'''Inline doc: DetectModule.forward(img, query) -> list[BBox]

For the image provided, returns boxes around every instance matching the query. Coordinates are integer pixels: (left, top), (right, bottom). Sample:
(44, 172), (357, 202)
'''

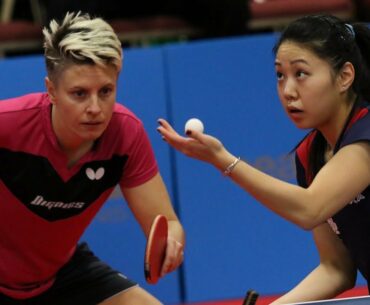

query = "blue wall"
(163, 34), (311, 302)
(0, 32), (365, 304)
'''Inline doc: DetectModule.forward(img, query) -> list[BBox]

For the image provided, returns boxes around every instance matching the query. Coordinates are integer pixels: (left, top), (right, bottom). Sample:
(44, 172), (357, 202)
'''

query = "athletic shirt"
(0, 93), (158, 299)
(295, 105), (370, 288)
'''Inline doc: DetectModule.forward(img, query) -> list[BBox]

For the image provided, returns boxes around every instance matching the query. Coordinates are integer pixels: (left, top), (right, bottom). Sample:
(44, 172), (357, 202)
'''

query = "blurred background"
(0, 1), (369, 305)
(1, 0), (369, 56)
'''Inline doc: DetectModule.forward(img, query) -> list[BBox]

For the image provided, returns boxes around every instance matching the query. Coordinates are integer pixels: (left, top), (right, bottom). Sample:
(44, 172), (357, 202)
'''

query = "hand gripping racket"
(144, 214), (168, 284)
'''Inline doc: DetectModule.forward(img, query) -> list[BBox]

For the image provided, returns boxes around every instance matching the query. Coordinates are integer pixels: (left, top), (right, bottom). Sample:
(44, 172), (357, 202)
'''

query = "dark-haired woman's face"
(275, 42), (344, 131)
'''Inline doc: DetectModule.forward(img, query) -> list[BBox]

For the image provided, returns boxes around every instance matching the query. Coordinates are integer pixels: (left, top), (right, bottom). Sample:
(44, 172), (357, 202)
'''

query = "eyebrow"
(275, 58), (309, 66)
(69, 81), (115, 89)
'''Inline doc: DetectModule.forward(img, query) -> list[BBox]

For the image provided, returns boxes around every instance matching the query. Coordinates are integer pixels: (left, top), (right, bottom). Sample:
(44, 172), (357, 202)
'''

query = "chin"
(82, 131), (104, 141)
(292, 121), (313, 130)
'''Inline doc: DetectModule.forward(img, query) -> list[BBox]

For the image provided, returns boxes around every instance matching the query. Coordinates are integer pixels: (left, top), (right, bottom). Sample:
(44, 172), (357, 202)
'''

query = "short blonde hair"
(43, 12), (122, 79)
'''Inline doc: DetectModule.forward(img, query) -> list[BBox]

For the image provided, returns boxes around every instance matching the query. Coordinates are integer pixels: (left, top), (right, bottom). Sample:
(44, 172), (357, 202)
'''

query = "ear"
(337, 61), (355, 93)
(45, 77), (56, 103)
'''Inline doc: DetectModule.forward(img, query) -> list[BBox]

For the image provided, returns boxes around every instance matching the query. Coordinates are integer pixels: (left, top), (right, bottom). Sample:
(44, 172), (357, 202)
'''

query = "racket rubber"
(144, 215), (168, 284)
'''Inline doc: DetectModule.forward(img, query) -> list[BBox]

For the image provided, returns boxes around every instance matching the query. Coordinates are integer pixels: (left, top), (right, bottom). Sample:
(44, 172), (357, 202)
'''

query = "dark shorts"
(0, 242), (137, 305)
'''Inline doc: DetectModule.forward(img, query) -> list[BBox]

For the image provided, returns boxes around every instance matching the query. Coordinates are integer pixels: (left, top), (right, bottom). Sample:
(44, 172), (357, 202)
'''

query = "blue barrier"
(163, 34), (314, 302)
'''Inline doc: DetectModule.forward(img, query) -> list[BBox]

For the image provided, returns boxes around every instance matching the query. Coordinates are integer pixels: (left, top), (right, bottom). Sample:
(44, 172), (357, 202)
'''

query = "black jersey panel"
(0, 149), (128, 221)
(295, 153), (307, 188)
(331, 187), (370, 281)
(339, 109), (370, 150)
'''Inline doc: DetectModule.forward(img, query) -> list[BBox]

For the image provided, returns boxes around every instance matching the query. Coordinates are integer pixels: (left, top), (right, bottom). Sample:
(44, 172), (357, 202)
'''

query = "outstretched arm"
(157, 119), (370, 229)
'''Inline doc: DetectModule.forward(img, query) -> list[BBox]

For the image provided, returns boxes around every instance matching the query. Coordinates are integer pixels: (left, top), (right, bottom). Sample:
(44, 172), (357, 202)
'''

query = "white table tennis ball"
(184, 118), (204, 134)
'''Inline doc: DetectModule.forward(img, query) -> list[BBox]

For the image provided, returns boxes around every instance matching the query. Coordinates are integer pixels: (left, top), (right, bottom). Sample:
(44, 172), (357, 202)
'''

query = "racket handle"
(242, 290), (259, 305)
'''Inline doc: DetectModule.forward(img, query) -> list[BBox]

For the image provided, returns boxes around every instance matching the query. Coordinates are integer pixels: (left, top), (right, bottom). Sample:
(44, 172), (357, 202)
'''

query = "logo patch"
(327, 218), (340, 235)
(86, 167), (105, 180)
(349, 193), (365, 205)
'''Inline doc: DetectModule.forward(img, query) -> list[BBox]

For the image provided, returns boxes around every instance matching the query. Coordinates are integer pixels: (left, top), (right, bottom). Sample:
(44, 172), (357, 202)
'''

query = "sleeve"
(119, 120), (159, 188)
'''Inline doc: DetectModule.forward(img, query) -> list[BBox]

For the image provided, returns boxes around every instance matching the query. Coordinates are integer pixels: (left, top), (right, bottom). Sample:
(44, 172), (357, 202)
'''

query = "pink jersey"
(0, 93), (158, 299)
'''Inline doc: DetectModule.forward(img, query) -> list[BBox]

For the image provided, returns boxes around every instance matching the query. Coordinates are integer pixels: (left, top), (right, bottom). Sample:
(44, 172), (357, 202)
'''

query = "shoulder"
(101, 103), (149, 149)
(0, 93), (48, 114)
(340, 105), (370, 149)
(111, 103), (143, 128)
(0, 93), (50, 142)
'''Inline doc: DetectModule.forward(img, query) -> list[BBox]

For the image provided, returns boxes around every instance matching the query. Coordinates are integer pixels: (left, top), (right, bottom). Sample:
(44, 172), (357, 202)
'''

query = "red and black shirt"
(0, 93), (158, 299)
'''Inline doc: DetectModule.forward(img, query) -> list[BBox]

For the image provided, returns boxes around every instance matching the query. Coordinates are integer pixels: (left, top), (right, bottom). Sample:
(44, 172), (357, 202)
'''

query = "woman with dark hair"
(157, 14), (370, 303)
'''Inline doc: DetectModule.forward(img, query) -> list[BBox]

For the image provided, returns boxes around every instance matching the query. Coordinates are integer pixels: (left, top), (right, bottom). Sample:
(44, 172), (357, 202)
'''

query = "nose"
(281, 78), (298, 101)
(86, 96), (102, 114)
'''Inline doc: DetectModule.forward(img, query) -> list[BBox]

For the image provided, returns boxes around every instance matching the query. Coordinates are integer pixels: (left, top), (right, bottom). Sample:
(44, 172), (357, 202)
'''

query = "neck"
(51, 106), (94, 167)
(64, 142), (94, 168)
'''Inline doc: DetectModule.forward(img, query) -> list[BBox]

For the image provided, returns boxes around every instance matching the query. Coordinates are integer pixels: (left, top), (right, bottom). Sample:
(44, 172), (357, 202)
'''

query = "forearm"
(212, 150), (316, 229)
(271, 264), (355, 304)
(212, 144), (370, 229)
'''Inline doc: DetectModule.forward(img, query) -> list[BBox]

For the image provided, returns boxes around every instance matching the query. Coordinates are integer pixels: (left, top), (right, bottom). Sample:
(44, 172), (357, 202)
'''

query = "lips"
(289, 109), (303, 113)
(287, 105), (303, 113)
(82, 121), (102, 125)
(286, 106), (304, 121)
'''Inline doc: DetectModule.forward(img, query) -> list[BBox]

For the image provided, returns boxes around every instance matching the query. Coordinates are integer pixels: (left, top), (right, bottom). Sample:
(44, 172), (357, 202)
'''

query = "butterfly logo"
(86, 167), (105, 180)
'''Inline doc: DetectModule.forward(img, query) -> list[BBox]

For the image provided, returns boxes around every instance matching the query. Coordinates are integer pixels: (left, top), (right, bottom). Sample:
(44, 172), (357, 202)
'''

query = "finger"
(157, 118), (176, 133)
(169, 240), (184, 272)
(160, 238), (184, 276)
(161, 250), (184, 276)
(157, 123), (182, 142)
(160, 257), (171, 277)
(160, 251), (176, 277)
(158, 127), (192, 151)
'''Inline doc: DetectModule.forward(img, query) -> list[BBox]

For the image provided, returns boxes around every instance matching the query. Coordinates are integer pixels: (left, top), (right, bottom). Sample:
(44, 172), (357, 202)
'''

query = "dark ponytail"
(352, 23), (370, 102)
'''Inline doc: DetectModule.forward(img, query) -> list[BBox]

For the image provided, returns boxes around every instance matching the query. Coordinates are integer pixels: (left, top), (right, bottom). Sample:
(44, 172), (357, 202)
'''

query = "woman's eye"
(100, 87), (112, 96)
(276, 72), (283, 80)
(296, 71), (307, 78)
(73, 90), (86, 98)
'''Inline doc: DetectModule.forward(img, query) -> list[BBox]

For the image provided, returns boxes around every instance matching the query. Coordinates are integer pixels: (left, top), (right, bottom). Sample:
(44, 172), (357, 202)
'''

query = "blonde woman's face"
(46, 63), (119, 149)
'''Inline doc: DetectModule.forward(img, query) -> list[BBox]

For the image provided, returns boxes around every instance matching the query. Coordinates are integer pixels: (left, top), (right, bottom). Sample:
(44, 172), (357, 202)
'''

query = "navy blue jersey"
(295, 105), (370, 286)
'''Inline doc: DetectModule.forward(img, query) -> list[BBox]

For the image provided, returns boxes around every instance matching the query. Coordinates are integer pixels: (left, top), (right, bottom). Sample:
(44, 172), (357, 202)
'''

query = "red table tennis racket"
(144, 214), (168, 284)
